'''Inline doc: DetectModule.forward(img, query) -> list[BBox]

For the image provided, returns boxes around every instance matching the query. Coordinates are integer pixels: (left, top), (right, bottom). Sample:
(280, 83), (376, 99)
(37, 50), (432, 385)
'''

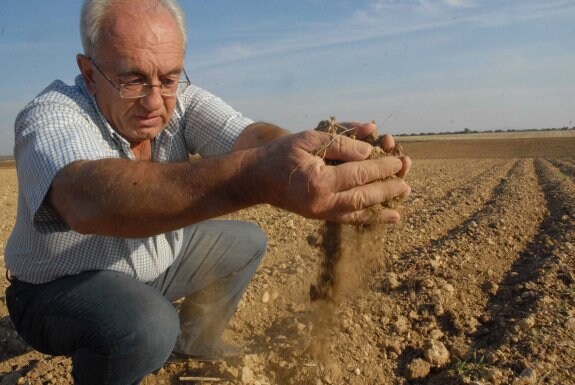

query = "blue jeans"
(6, 220), (266, 385)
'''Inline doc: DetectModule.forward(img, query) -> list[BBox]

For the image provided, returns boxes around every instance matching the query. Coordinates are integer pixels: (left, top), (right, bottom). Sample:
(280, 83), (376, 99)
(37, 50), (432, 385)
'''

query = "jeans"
(6, 220), (266, 385)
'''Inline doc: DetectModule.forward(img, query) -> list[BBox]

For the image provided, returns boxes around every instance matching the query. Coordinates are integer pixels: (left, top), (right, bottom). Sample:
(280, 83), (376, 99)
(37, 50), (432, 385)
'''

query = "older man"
(5, 0), (411, 384)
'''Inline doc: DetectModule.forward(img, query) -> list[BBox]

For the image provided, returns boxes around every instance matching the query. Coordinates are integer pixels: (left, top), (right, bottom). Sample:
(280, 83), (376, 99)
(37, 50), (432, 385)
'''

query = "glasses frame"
(88, 57), (190, 99)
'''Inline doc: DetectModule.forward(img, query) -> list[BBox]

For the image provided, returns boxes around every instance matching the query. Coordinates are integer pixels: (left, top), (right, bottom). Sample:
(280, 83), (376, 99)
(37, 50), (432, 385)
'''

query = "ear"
(77, 54), (97, 95)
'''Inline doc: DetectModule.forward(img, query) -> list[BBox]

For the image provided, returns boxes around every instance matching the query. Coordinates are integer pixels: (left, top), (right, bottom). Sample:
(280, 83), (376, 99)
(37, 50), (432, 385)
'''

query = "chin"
(130, 126), (165, 141)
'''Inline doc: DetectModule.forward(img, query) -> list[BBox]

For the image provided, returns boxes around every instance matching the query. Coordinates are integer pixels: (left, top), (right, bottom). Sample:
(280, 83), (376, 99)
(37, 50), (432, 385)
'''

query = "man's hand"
(237, 125), (411, 225)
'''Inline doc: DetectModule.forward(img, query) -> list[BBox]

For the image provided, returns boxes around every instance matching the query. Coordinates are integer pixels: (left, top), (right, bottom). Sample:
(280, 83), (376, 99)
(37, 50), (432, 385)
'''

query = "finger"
(314, 176), (409, 219)
(315, 132), (373, 162)
(327, 157), (404, 192)
(337, 177), (411, 211)
(397, 156), (412, 179)
(295, 131), (372, 161)
(380, 134), (395, 153)
(339, 121), (378, 139)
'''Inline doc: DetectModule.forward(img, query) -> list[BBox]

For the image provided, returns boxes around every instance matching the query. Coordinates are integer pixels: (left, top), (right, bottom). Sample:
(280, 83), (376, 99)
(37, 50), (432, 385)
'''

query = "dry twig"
(179, 376), (224, 382)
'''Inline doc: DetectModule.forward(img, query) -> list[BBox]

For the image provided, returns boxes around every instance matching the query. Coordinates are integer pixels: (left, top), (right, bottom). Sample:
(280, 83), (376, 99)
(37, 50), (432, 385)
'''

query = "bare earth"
(1, 133), (574, 385)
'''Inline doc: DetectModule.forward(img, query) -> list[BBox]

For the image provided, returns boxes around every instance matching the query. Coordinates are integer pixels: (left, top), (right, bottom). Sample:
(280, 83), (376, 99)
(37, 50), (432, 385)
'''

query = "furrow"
(382, 159), (515, 256)
(458, 158), (575, 384)
(362, 159), (548, 384)
(407, 159), (497, 203)
(546, 157), (575, 180)
(561, 157), (575, 167)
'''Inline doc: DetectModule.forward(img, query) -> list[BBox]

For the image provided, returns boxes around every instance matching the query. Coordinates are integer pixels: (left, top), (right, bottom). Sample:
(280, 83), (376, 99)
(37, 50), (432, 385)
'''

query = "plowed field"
(1, 133), (574, 385)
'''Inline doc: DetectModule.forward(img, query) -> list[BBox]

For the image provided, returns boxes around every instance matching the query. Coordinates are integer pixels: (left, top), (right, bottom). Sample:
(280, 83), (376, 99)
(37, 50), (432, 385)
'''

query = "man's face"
(80, 4), (185, 144)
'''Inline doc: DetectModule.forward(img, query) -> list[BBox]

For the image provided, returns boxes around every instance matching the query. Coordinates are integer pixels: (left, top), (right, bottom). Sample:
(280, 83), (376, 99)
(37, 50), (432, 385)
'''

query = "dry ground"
(1, 133), (574, 385)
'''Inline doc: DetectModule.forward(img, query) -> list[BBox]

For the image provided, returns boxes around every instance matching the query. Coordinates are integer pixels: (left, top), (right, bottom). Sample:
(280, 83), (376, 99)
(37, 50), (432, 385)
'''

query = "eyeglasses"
(89, 58), (190, 99)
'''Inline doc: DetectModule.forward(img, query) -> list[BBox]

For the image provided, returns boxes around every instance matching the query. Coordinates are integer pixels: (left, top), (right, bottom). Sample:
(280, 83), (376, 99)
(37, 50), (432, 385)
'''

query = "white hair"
(80, 0), (187, 58)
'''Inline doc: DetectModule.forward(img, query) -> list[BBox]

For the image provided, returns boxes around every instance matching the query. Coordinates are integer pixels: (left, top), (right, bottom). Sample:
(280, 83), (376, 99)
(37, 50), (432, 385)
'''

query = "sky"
(0, 0), (574, 156)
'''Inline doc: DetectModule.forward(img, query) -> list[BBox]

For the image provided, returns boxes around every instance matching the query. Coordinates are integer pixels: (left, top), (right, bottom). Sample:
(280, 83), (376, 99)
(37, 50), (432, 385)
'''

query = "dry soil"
(1, 133), (574, 385)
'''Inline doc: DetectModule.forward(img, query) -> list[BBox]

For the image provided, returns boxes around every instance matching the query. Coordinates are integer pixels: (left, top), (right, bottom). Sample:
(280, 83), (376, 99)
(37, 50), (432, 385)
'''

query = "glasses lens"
(160, 81), (189, 97)
(160, 81), (180, 97)
(120, 84), (148, 98)
(119, 80), (189, 98)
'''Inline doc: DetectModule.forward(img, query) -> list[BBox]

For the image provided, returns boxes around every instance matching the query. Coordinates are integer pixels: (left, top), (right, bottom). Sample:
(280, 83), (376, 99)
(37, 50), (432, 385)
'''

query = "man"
(4, 0), (411, 384)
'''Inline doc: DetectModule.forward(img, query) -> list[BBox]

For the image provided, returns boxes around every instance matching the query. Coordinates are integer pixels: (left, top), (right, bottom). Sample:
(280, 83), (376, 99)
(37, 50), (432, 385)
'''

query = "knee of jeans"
(243, 222), (268, 260)
(97, 296), (180, 362)
(73, 299), (180, 384)
(132, 299), (180, 358)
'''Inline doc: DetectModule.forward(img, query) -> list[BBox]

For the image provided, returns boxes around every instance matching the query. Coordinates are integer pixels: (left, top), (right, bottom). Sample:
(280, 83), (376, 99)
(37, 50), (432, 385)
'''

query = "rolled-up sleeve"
(14, 82), (109, 232)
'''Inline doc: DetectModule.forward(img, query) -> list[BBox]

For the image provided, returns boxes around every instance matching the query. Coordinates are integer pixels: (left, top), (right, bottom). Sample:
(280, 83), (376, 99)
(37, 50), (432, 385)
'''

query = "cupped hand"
(245, 129), (411, 224)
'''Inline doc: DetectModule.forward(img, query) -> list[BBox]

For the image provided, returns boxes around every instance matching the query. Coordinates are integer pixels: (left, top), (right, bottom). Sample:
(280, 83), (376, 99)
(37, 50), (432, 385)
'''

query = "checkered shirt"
(5, 75), (253, 284)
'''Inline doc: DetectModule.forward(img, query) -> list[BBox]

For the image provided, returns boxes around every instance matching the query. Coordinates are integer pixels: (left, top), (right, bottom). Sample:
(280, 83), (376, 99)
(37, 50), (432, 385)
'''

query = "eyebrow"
(116, 68), (183, 80)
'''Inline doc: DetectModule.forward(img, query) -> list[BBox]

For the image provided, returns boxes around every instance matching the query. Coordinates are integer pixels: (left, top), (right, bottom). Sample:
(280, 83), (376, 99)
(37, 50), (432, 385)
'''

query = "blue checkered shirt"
(5, 75), (253, 284)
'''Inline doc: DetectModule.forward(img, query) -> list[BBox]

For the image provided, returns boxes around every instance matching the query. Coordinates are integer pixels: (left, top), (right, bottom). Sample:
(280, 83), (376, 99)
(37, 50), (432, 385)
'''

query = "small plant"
(455, 351), (488, 380)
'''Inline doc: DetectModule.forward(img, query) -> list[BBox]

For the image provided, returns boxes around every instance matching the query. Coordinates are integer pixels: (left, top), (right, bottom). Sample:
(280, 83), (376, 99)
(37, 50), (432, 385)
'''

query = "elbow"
(58, 207), (99, 235)
(68, 218), (96, 235)
(49, 165), (101, 235)
(48, 190), (99, 235)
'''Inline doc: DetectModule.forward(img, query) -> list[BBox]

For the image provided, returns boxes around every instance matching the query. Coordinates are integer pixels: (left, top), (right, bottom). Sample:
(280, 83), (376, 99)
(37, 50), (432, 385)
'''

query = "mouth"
(135, 115), (163, 128)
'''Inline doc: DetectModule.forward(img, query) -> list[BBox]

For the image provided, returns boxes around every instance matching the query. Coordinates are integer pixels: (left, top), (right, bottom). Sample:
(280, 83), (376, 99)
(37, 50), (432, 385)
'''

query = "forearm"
(49, 152), (257, 238)
(48, 121), (289, 238)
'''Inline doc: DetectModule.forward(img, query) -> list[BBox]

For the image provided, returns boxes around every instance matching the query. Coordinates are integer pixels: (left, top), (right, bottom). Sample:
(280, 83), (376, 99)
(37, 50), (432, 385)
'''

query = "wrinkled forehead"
(95, 2), (185, 63)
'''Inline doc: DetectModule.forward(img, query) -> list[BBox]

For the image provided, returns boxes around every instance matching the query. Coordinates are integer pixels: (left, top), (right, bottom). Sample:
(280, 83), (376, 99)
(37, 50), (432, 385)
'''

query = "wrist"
(229, 145), (269, 206)
(232, 122), (291, 151)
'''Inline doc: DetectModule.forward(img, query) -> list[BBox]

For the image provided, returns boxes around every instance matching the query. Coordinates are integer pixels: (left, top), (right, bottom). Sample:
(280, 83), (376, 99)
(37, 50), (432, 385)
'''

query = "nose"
(139, 84), (164, 111)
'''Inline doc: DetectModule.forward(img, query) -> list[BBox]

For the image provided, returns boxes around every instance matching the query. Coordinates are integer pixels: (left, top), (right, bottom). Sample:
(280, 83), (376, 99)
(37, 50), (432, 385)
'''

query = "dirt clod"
(405, 358), (432, 380)
(424, 340), (451, 367)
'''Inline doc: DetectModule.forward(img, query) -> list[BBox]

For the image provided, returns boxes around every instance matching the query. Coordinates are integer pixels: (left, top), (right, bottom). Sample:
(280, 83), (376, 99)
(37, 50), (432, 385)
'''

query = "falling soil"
(307, 118), (406, 360)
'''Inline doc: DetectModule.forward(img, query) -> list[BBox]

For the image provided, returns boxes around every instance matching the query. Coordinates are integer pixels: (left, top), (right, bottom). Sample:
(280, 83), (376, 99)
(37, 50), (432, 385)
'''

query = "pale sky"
(0, 0), (574, 155)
